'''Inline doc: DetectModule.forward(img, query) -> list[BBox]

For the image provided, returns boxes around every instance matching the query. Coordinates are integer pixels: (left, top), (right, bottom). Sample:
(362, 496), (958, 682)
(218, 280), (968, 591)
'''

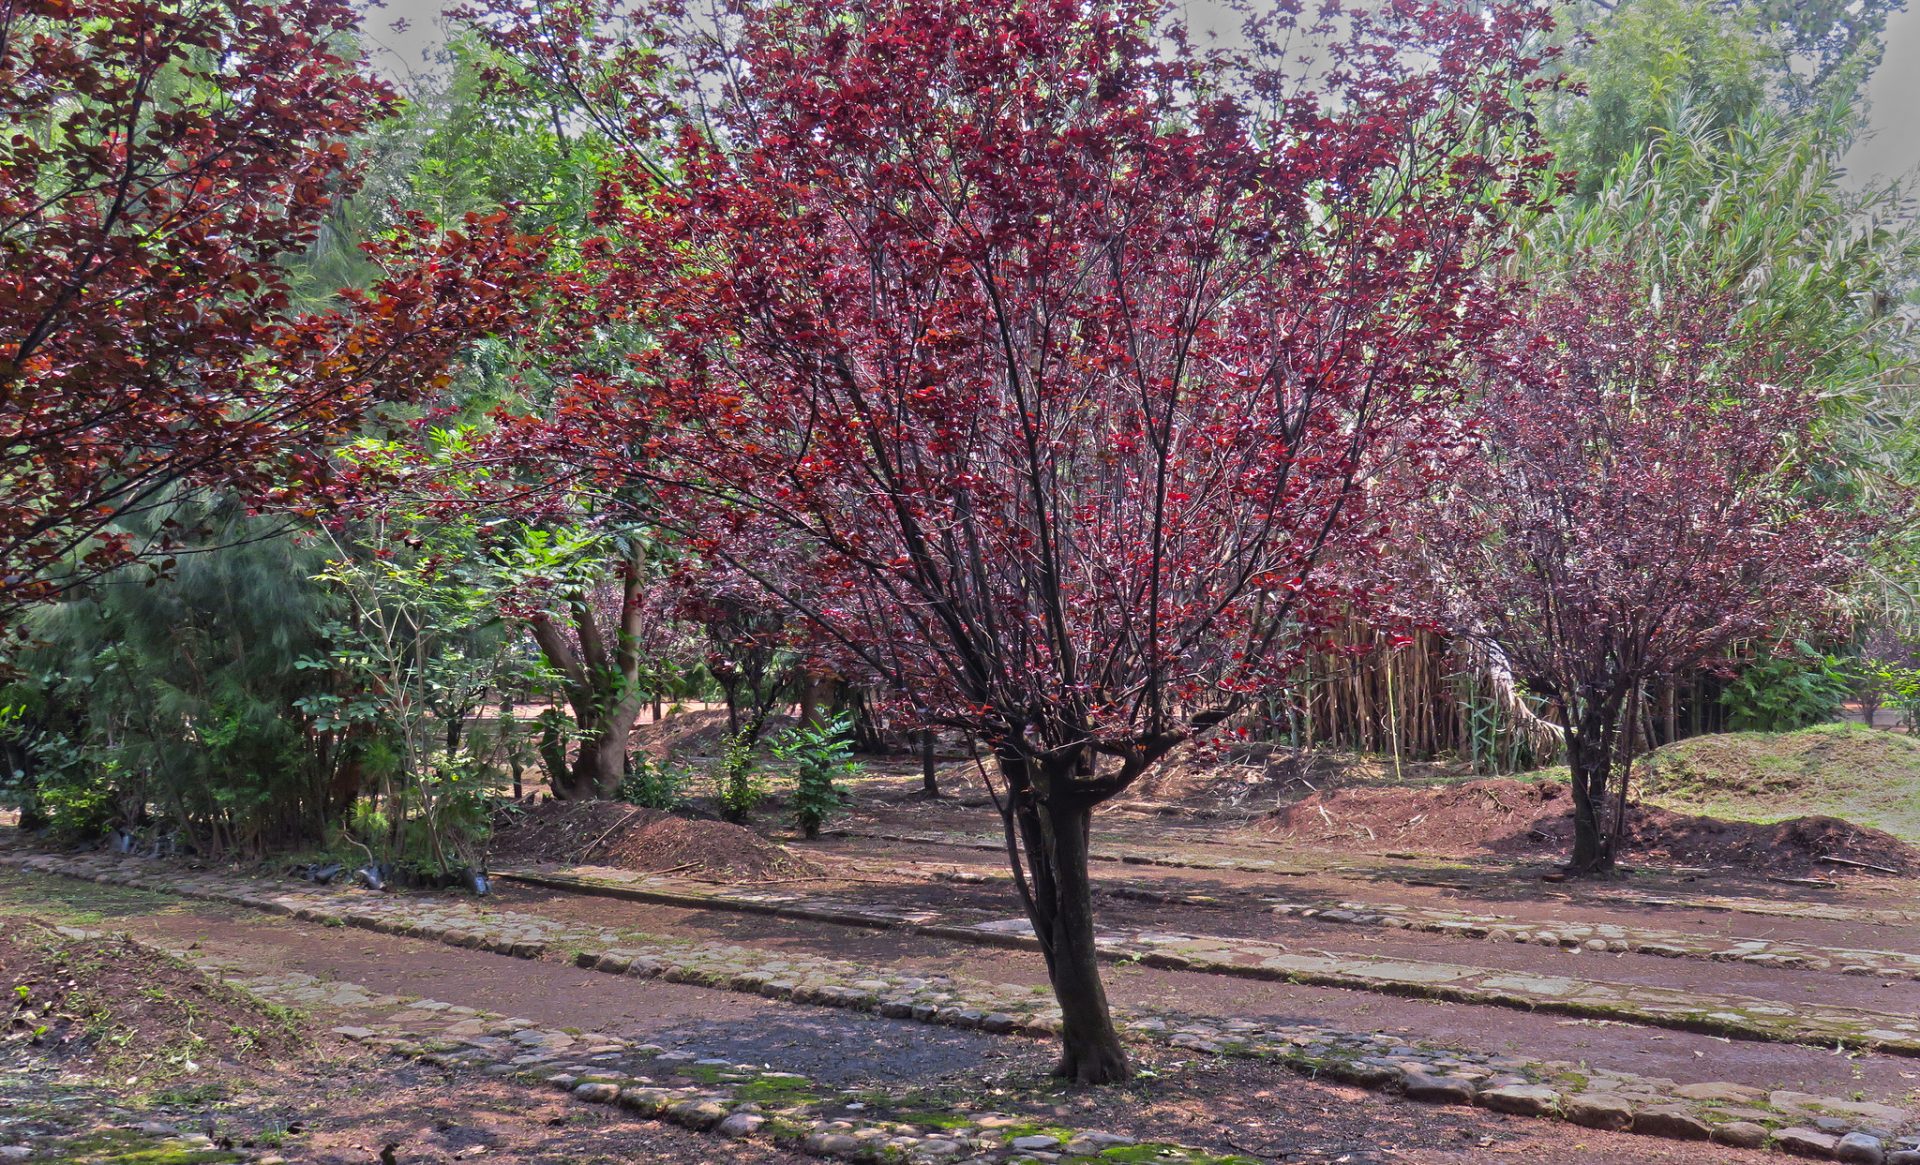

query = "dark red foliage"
(1428, 265), (1865, 869)
(480, 0), (1558, 786)
(468, 0), (1558, 1083)
(0, 0), (541, 617)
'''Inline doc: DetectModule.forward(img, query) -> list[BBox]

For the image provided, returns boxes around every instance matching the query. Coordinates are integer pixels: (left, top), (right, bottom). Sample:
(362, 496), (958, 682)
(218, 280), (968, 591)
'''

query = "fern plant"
(773, 713), (858, 839)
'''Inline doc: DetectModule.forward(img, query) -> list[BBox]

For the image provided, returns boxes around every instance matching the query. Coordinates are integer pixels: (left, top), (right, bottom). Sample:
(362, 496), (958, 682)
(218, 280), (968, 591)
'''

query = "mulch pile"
(630, 709), (796, 761)
(489, 801), (819, 883)
(1261, 777), (1920, 877)
(1123, 739), (1469, 810)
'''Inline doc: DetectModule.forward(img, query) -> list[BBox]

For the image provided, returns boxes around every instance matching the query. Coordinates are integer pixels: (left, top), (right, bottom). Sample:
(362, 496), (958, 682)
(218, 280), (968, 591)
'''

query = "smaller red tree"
(1428, 266), (1863, 873)
(0, 0), (538, 619)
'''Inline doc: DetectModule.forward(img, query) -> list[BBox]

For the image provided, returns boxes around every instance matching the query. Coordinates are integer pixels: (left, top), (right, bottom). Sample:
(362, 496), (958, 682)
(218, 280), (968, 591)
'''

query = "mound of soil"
(631, 709), (796, 761)
(1124, 739), (1470, 811)
(1262, 777), (1920, 876)
(1637, 725), (1920, 846)
(2, 919), (305, 1073)
(1642, 723), (1920, 799)
(489, 801), (819, 883)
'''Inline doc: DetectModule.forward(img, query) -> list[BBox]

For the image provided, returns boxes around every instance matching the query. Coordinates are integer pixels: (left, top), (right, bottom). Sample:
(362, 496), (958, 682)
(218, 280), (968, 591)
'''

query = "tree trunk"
(537, 717), (570, 799)
(997, 754), (1130, 1084)
(1565, 722), (1616, 874)
(502, 697), (524, 800)
(921, 727), (939, 798)
(798, 674), (821, 730)
(566, 729), (629, 799)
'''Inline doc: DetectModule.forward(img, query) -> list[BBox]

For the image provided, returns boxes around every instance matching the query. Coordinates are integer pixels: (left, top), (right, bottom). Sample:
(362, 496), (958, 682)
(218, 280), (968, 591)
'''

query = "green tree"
(1550, 0), (1768, 195)
(1, 498), (353, 855)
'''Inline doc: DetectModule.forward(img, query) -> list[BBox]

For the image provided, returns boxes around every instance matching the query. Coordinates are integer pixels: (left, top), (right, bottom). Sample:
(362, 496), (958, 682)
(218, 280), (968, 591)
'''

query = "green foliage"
(0, 497), (351, 853)
(773, 713), (859, 839)
(1855, 655), (1920, 726)
(298, 453), (519, 873)
(1549, 0), (1767, 196)
(1526, 95), (1914, 394)
(295, 33), (605, 304)
(1720, 641), (1851, 731)
(713, 731), (769, 822)
(618, 756), (694, 810)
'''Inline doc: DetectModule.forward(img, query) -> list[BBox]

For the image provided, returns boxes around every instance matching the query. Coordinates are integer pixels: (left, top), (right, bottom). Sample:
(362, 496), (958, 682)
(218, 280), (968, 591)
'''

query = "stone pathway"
(838, 827), (1920, 931)
(7, 850), (1920, 1160)
(1263, 897), (1920, 979)
(495, 864), (1920, 1058)
(844, 825), (1920, 925)
(45, 924), (1225, 1165)
(833, 849), (1920, 980)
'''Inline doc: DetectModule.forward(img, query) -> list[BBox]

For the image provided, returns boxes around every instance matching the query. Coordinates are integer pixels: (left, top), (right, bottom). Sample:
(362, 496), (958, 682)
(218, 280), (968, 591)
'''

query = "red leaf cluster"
(478, 0), (1558, 790)
(1433, 265), (1864, 713)
(0, 0), (542, 616)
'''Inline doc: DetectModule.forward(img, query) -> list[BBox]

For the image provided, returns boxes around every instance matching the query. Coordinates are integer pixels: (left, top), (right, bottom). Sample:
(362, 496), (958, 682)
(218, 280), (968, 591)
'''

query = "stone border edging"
(836, 827), (1920, 930)
(496, 867), (1920, 1059)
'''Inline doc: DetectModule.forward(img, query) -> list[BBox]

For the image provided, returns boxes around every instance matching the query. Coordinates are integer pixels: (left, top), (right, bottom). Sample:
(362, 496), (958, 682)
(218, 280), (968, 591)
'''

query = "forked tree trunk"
(566, 717), (640, 800)
(1565, 717), (1618, 874)
(998, 754), (1129, 1084)
(527, 547), (653, 801)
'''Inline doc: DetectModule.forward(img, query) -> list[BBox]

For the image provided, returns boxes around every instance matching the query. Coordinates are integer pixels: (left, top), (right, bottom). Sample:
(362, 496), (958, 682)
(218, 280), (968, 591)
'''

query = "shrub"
(1721, 642), (1850, 732)
(774, 713), (858, 839)
(714, 731), (768, 822)
(619, 756), (694, 810)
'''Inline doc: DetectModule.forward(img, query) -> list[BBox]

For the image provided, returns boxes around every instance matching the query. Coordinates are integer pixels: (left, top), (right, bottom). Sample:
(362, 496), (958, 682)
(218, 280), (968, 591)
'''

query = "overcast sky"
(356, 0), (1920, 188)
(1850, 3), (1920, 185)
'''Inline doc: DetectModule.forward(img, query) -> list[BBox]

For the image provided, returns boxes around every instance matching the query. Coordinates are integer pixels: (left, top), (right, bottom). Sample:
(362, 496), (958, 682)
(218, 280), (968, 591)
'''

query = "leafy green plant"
(713, 731), (768, 822)
(1856, 656), (1920, 729)
(1720, 642), (1851, 731)
(618, 756), (694, 810)
(297, 458), (517, 876)
(773, 713), (858, 839)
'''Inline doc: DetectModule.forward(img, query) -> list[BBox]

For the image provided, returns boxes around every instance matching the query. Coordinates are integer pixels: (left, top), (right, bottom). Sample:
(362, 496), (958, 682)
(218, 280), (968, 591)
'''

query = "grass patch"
(1632, 723), (1920, 843)
(0, 870), (195, 924)
(731, 1075), (820, 1106)
(37, 1130), (244, 1165)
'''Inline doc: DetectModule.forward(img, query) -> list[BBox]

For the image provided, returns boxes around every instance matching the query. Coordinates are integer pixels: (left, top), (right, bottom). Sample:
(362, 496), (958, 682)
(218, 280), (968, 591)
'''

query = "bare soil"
(1, 917), (305, 1078)
(630, 708), (796, 761)
(489, 800), (820, 883)
(1123, 737), (1472, 812)
(1262, 776), (1920, 876)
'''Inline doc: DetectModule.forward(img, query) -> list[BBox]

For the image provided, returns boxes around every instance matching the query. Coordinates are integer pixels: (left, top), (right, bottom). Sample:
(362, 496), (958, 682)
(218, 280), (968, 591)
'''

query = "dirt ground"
(11, 725), (1920, 1164)
(0, 873), (1801, 1165)
(1260, 776), (1920, 876)
(629, 708), (797, 762)
(2, 918), (306, 1082)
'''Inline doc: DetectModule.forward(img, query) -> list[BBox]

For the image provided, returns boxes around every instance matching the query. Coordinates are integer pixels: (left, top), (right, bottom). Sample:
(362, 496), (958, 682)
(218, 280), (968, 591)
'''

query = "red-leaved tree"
(1427, 266), (1863, 874)
(474, 0), (1555, 1081)
(0, 0), (538, 619)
